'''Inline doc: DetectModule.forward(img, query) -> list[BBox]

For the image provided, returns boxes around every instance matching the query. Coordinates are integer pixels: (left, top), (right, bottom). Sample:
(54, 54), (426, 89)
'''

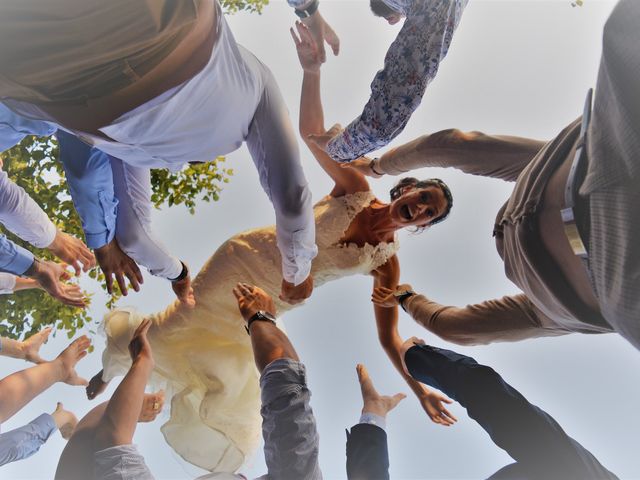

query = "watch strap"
(245, 311), (277, 335)
(295, 0), (319, 18)
(396, 291), (415, 312)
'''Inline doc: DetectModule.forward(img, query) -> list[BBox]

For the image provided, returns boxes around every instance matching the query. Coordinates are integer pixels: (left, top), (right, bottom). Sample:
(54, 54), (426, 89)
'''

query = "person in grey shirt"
(0, 335), (90, 466)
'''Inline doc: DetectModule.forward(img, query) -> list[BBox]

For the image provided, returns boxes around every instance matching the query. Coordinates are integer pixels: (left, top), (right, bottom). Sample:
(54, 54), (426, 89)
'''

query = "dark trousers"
(405, 345), (618, 480)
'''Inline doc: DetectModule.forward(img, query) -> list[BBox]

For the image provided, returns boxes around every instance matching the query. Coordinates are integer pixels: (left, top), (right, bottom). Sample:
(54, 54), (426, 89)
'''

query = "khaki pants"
(0, 0), (197, 104)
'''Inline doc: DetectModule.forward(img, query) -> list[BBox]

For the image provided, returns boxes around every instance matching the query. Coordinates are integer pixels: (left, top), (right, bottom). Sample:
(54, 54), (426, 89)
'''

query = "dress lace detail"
(98, 190), (399, 473)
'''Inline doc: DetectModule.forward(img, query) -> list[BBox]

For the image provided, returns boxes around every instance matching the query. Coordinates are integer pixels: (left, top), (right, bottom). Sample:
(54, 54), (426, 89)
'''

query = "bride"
(86, 22), (455, 473)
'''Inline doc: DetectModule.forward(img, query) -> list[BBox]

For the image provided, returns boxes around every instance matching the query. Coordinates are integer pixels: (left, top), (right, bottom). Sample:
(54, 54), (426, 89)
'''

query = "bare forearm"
(0, 362), (64, 422)
(12, 277), (40, 292)
(0, 336), (25, 360)
(95, 359), (152, 450)
(300, 71), (324, 137)
(249, 322), (299, 373)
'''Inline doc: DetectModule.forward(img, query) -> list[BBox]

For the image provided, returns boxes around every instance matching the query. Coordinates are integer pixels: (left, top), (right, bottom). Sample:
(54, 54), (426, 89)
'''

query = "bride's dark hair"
(389, 177), (453, 226)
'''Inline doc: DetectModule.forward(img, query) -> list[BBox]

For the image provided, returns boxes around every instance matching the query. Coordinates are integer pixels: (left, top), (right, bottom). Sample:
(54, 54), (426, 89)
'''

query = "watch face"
(257, 311), (276, 322)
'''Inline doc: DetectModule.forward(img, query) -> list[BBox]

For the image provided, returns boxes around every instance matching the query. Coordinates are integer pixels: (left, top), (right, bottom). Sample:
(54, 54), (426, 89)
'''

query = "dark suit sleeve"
(345, 423), (390, 480)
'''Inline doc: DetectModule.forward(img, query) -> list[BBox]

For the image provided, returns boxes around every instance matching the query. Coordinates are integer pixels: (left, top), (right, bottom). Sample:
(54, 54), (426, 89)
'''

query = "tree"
(0, 0), (274, 341)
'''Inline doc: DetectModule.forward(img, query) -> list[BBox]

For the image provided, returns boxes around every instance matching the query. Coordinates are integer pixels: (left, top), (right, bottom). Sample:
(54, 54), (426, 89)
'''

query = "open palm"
(290, 21), (321, 73)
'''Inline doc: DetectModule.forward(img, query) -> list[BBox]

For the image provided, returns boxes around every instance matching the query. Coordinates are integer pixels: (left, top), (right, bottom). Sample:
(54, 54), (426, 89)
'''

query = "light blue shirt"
(0, 104), (117, 265)
(0, 413), (57, 466)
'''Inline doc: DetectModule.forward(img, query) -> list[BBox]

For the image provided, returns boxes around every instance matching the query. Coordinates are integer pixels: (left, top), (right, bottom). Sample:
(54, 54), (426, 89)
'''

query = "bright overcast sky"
(2, 1), (638, 479)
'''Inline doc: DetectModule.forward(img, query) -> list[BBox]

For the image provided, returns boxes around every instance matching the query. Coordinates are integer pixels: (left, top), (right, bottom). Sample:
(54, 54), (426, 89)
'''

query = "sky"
(2, 1), (638, 479)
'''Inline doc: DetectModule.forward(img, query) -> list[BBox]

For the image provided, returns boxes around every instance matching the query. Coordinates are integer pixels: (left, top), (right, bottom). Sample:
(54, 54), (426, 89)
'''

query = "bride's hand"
(419, 391), (457, 427)
(290, 21), (322, 74)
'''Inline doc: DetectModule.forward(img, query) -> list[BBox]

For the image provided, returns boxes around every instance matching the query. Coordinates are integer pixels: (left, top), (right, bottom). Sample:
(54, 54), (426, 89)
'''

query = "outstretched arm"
(292, 22), (369, 198)
(0, 336), (90, 423)
(373, 286), (566, 345)
(348, 129), (547, 182)
(371, 256), (456, 426)
(323, 0), (468, 162)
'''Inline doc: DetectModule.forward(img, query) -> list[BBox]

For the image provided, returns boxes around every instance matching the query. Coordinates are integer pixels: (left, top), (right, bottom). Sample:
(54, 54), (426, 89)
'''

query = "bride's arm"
(291, 22), (369, 198)
(371, 256), (456, 427)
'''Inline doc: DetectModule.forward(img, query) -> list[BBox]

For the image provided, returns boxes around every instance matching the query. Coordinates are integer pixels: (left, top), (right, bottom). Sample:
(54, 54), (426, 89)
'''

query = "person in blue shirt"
(0, 335), (90, 467)
(0, 104), (194, 306)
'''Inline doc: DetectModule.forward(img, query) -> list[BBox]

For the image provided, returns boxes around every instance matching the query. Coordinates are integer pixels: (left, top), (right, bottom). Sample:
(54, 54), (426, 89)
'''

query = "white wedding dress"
(99, 191), (399, 472)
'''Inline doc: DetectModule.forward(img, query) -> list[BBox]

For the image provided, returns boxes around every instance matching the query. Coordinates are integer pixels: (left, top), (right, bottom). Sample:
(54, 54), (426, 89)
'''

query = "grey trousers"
(259, 359), (322, 480)
(583, 0), (640, 350)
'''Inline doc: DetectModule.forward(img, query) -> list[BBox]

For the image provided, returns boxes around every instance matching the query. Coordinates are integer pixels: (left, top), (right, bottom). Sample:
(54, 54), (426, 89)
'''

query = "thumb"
(442, 396), (453, 404)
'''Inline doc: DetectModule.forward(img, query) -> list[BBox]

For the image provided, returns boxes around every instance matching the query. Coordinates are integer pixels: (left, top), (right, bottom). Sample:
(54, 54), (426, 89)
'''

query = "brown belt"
(561, 89), (593, 278)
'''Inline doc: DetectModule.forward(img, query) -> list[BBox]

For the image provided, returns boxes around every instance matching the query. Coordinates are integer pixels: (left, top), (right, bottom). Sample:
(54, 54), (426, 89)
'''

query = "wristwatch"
(294, 0), (319, 18)
(170, 261), (189, 283)
(394, 288), (416, 312)
(245, 310), (277, 335)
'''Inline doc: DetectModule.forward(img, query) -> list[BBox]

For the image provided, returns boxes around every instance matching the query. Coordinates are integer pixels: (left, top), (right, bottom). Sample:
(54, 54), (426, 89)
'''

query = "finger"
(393, 393), (407, 403)
(40, 326), (53, 342)
(131, 262), (144, 286)
(60, 293), (87, 309)
(115, 273), (128, 296)
(70, 260), (81, 277)
(289, 27), (301, 47)
(139, 318), (152, 337)
(126, 268), (141, 293)
(82, 249), (96, 271)
(104, 271), (114, 295)
(441, 407), (457, 422)
(232, 286), (242, 299)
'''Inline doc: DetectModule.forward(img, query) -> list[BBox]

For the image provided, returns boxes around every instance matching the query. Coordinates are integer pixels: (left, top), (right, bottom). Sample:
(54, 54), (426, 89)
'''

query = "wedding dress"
(99, 191), (399, 472)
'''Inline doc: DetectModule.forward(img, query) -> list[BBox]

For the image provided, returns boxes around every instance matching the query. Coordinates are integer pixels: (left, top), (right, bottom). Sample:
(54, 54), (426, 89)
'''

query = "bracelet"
(369, 158), (384, 177)
(295, 0), (319, 18)
(170, 261), (189, 283)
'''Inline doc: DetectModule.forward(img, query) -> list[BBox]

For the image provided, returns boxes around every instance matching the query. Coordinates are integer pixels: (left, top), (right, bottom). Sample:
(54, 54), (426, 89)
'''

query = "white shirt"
(89, 3), (263, 171)
(0, 273), (16, 294)
(0, 169), (56, 249)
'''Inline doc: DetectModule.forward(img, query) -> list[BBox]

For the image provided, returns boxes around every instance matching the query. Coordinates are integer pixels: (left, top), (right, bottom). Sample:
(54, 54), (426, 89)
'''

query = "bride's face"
(389, 186), (449, 228)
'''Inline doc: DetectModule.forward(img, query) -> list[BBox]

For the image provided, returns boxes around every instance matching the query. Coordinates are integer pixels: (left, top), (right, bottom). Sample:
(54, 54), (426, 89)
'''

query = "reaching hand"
(21, 326), (53, 364)
(128, 318), (154, 366)
(279, 275), (313, 305)
(307, 123), (343, 153)
(372, 283), (414, 308)
(420, 391), (457, 427)
(301, 10), (339, 63)
(138, 391), (165, 423)
(54, 336), (91, 386)
(47, 230), (96, 276)
(95, 238), (143, 296)
(172, 269), (195, 308)
(340, 157), (384, 178)
(86, 370), (108, 400)
(28, 259), (87, 308)
(357, 364), (406, 418)
(51, 402), (78, 440)
(233, 283), (277, 322)
(290, 21), (322, 73)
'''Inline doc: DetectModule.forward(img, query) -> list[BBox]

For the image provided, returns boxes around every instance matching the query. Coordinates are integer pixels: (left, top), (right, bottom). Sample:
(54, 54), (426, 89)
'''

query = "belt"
(561, 89), (593, 275)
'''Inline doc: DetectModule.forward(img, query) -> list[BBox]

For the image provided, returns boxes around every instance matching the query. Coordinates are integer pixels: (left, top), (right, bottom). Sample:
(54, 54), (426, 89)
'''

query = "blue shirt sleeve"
(57, 131), (118, 249)
(0, 103), (56, 152)
(0, 413), (57, 467)
(0, 234), (34, 275)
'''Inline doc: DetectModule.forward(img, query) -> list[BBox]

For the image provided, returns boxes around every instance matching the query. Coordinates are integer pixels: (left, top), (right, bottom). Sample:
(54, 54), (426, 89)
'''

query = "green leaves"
(0, 135), (233, 341)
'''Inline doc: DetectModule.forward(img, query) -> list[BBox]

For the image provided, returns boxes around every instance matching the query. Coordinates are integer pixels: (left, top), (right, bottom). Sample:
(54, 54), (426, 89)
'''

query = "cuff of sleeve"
(3, 246), (34, 276)
(36, 222), (58, 249)
(84, 229), (115, 250)
(0, 273), (17, 294)
(359, 412), (387, 432)
(283, 259), (313, 286)
(326, 132), (355, 163)
(31, 413), (58, 440)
